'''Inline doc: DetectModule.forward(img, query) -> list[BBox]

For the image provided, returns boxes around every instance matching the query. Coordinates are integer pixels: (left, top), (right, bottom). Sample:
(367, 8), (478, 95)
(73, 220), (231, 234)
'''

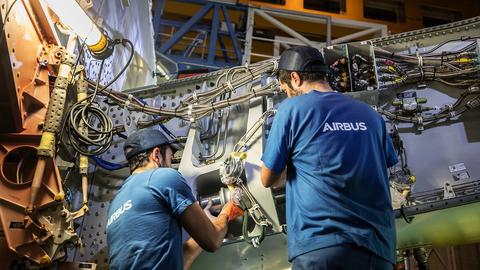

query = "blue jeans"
(292, 244), (394, 270)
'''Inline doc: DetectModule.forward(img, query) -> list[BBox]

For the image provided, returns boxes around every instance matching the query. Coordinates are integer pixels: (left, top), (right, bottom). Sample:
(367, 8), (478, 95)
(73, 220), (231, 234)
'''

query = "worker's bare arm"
(260, 165), (284, 188)
(179, 202), (228, 253)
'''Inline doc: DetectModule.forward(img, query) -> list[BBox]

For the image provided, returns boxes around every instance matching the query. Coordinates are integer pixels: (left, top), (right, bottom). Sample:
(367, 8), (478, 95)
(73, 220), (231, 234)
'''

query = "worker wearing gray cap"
(106, 128), (243, 270)
(261, 46), (398, 269)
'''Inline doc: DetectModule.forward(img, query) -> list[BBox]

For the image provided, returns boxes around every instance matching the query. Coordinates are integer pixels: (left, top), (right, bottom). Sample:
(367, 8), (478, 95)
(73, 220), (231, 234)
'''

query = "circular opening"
(1, 147), (38, 185)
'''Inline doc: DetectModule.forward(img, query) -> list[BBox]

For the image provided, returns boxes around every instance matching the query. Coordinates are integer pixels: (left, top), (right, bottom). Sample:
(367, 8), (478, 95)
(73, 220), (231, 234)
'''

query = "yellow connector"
(77, 92), (88, 102)
(79, 155), (88, 170)
(457, 58), (473, 63)
(39, 255), (52, 265)
(409, 175), (417, 183)
(38, 132), (55, 152)
(54, 192), (65, 201)
(231, 152), (247, 160)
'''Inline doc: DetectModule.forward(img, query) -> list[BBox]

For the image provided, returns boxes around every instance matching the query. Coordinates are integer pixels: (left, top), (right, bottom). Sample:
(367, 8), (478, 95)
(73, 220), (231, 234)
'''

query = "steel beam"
(242, 7), (254, 64)
(153, 0), (164, 38)
(208, 4), (221, 64)
(158, 2), (213, 54)
(218, 35), (230, 63)
(331, 27), (382, 45)
(221, 5), (242, 63)
(254, 9), (317, 48)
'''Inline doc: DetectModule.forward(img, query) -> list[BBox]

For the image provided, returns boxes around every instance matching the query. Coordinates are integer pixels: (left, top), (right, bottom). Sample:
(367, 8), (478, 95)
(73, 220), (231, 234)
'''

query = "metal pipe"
(27, 158), (46, 211)
(254, 9), (317, 48)
(82, 175), (88, 205)
(326, 17), (332, 46)
(28, 35), (77, 211)
(331, 27), (382, 45)
(209, 108), (230, 162)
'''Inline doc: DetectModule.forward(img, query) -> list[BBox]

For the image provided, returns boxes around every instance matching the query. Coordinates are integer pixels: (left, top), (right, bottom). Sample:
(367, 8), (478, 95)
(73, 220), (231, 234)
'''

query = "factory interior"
(1, 0), (480, 269)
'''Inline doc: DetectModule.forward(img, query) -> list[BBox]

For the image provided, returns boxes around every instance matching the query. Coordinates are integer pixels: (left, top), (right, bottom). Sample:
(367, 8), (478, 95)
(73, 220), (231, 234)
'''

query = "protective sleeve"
(381, 119), (399, 168)
(261, 105), (291, 173)
(149, 168), (197, 217)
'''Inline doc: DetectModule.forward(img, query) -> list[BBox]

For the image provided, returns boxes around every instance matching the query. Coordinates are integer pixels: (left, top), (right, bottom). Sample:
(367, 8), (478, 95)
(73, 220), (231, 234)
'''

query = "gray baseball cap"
(123, 128), (179, 160)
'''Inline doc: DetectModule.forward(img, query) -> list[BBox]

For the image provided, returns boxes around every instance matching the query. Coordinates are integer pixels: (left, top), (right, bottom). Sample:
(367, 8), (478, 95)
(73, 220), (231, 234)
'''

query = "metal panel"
(191, 233), (290, 270)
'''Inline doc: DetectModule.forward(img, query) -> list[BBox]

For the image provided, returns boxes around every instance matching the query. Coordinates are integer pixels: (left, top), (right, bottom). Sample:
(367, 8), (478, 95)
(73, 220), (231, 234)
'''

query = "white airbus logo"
(106, 199), (133, 229)
(323, 122), (367, 132)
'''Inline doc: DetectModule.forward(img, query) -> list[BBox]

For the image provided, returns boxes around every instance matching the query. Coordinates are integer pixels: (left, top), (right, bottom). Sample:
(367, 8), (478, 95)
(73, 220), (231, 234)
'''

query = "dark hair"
(126, 145), (169, 172)
(278, 70), (327, 89)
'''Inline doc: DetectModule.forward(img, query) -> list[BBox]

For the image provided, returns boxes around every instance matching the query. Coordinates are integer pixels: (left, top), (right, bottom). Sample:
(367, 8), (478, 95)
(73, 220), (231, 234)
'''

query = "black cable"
(65, 38), (135, 156)
(100, 38), (135, 92)
(0, 0), (18, 45)
(67, 60), (113, 156)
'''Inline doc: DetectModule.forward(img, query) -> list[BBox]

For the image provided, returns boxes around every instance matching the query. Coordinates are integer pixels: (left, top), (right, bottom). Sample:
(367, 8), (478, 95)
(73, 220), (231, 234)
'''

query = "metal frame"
(154, 1), (387, 69)
(155, 1), (245, 69)
(242, 6), (386, 63)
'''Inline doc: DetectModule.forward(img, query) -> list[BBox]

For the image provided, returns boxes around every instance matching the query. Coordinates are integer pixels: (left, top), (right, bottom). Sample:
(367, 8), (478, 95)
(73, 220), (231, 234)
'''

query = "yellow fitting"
(231, 152), (247, 160)
(402, 190), (410, 198)
(79, 155), (88, 170)
(77, 92), (87, 102)
(82, 204), (89, 213)
(38, 132), (55, 151)
(394, 78), (402, 83)
(54, 192), (65, 201)
(227, 184), (236, 193)
(388, 66), (396, 72)
(39, 255), (51, 265)
(457, 58), (473, 63)
(87, 34), (107, 54)
(409, 175), (416, 183)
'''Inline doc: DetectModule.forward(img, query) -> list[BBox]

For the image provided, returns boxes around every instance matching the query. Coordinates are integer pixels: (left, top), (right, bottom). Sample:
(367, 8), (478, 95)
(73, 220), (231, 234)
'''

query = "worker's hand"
(219, 201), (244, 222)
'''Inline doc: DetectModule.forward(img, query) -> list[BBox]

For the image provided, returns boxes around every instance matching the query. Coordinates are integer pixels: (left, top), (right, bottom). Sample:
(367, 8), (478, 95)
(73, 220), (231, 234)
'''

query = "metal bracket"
(443, 182), (456, 199)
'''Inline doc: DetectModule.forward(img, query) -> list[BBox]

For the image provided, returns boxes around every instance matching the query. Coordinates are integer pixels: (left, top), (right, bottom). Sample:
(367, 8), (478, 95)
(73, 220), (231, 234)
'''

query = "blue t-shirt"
(261, 91), (398, 263)
(106, 168), (196, 270)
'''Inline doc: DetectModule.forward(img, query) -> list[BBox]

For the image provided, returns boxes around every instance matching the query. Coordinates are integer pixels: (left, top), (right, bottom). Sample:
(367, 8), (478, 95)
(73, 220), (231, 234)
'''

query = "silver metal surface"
(191, 233), (290, 270)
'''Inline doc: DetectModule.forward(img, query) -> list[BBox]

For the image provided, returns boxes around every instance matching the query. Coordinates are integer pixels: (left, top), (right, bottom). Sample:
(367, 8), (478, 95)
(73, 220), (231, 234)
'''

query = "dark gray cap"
(123, 128), (178, 160)
(278, 46), (327, 72)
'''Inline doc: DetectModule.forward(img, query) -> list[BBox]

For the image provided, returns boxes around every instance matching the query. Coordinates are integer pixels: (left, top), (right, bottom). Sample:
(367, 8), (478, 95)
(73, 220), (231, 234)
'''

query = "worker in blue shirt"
(107, 128), (243, 270)
(261, 46), (398, 270)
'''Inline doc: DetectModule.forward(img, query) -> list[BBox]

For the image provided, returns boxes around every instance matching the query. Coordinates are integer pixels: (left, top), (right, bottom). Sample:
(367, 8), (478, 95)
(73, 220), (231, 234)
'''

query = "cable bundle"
(86, 59), (280, 122)
(375, 47), (479, 90)
(66, 39), (134, 156)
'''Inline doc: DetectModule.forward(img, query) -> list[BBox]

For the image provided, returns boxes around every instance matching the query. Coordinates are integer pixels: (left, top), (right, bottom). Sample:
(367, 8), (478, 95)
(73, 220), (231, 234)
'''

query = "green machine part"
(396, 202), (480, 250)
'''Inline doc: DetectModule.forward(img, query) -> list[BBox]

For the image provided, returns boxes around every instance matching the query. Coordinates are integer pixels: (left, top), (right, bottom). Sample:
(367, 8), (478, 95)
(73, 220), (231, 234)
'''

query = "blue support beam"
(158, 2), (213, 54)
(154, 1), (247, 70)
(218, 35), (230, 63)
(221, 5), (242, 63)
(153, 0), (164, 35)
(174, 0), (247, 10)
(208, 5), (221, 65)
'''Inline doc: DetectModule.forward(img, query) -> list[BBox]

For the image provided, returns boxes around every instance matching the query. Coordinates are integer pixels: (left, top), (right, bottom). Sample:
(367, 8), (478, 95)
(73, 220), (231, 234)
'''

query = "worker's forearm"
(211, 213), (228, 247)
(183, 238), (202, 270)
